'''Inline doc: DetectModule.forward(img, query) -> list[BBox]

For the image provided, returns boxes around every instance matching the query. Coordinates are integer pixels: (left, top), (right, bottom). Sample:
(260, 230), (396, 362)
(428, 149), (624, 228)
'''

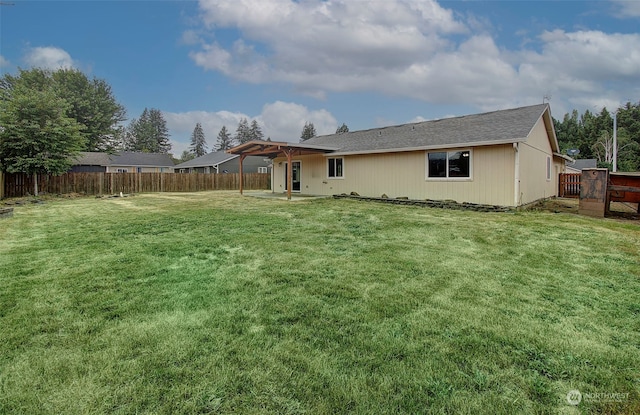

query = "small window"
(258, 167), (268, 174)
(328, 157), (343, 178)
(117, 168), (128, 173)
(546, 156), (551, 181)
(427, 150), (471, 179)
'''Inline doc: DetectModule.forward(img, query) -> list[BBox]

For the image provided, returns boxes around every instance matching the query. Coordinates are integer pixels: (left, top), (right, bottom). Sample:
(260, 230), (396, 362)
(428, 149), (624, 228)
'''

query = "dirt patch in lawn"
(530, 197), (639, 220)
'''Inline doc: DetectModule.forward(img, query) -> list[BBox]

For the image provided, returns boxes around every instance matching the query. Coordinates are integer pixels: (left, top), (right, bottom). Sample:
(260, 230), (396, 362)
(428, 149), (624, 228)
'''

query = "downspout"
(514, 142), (520, 207)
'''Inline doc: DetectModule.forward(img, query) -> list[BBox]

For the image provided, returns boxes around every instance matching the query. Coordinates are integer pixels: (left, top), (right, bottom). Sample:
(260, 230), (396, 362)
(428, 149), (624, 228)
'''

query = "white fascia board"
(325, 138), (527, 157)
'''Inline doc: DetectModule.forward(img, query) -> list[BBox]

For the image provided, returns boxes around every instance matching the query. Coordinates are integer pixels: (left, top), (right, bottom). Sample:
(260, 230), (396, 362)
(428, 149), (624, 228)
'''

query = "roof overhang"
(326, 137), (529, 157)
(553, 152), (574, 162)
(227, 140), (338, 158)
(541, 104), (561, 153)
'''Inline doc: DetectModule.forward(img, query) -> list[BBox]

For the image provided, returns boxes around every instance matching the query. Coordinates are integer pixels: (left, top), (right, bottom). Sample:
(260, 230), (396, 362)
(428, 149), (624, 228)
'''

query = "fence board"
(2, 172), (270, 198)
(559, 173), (581, 198)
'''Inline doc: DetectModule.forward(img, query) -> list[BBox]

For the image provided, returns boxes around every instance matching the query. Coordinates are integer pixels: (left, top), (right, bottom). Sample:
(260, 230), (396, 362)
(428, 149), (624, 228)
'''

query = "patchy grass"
(1, 192), (639, 414)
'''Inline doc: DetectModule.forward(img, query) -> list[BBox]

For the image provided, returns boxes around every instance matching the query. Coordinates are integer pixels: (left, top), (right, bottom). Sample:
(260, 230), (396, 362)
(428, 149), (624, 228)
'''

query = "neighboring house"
(174, 151), (270, 174)
(565, 158), (597, 173)
(70, 152), (175, 173)
(228, 104), (571, 207)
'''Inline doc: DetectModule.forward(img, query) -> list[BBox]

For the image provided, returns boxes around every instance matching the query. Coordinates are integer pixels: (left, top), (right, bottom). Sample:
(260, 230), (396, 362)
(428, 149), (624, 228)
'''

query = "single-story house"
(174, 151), (270, 174)
(565, 158), (597, 173)
(70, 152), (175, 173)
(228, 104), (571, 207)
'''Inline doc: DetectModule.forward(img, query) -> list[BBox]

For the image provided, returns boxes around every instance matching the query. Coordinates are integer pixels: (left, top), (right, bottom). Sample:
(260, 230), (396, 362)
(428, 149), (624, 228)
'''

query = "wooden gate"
(559, 173), (581, 198)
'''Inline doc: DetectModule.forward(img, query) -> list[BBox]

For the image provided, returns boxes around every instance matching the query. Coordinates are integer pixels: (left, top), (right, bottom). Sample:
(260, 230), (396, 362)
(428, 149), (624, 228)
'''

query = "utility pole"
(613, 110), (617, 172)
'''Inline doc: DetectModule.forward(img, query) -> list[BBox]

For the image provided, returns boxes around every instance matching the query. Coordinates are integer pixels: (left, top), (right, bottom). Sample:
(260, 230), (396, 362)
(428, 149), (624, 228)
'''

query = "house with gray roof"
(70, 152), (175, 173)
(174, 151), (269, 174)
(566, 158), (597, 173)
(228, 104), (571, 206)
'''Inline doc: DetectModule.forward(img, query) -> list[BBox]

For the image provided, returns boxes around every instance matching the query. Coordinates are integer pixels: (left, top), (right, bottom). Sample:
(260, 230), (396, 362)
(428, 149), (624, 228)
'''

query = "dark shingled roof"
(73, 152), (112, 166)
(304, 104), (550, 154)
(73, 152), (174, 167)
(568, 158), (597, 170)
(111, 152), (174, 167)
(174, 152), (238, 169)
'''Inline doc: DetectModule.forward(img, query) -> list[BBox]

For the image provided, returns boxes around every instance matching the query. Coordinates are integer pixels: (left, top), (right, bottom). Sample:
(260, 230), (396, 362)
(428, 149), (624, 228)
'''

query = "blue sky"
(1, 0), (639, 155)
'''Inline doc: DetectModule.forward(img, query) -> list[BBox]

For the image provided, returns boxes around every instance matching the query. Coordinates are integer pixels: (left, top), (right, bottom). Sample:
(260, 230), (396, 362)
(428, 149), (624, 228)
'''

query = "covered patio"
(226, 140), (337, 200)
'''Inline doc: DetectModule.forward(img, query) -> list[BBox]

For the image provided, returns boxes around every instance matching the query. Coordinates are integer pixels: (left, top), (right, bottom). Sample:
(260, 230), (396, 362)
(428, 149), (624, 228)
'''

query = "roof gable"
(174, 151), (238, 169)
(305, 104), (552, 155)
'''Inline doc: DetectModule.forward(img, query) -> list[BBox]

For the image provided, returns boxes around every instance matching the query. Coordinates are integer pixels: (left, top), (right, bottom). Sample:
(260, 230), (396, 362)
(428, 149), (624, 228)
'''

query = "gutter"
(326, 137), (528, 157)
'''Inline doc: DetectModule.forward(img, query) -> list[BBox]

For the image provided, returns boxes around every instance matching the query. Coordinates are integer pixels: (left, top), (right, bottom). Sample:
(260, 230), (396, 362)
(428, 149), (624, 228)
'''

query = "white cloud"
(515, 30), (640, 114)
(163, 109), (249, 154)
(164, 101), (338, 153)
(611, 0), (640, 18)
(192, 0), (465, 87)
(0, 55), (9, 67)
(180, 30), (202, 46)
(259, 101), (337, 140)
(23, 46), (75, 70)
(188, 0), (640, 117)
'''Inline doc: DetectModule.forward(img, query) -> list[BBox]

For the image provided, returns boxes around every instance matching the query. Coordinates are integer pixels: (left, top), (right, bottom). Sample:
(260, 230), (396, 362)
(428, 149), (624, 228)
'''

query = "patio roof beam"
(226, 140), (337, 200)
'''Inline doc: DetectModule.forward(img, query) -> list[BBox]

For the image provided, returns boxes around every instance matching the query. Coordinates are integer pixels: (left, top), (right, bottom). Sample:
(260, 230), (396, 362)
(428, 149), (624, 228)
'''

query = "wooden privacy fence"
(559, 173), (581, 198)
(2, 172), (270, 198)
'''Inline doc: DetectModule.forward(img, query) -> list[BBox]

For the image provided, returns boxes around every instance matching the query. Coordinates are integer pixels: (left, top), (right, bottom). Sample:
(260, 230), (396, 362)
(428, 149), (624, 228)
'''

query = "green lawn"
(1, 192), (638, 414)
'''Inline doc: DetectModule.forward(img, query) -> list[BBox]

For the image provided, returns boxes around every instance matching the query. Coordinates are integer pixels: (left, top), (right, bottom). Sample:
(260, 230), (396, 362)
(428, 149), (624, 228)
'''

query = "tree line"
(0, 67), (356, 175)
(178, 118), (266, 163)
(3, 66), (637, 196)
(553, 102), (640, 171)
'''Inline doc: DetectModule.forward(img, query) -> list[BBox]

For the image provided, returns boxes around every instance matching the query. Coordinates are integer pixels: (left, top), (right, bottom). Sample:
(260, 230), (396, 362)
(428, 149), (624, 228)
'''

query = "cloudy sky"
(1, 0), (639, 155)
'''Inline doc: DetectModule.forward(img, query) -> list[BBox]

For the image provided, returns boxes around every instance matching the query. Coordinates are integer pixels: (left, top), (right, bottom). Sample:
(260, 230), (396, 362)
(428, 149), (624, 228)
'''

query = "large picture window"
(427, 150), (471, 179)
(328, 157), (343, 178)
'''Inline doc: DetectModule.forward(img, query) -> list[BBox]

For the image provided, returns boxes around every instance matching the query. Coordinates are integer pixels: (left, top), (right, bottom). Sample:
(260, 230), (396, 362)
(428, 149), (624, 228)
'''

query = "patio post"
(239, 154), (245, 195)
(286, 148), (292, 200)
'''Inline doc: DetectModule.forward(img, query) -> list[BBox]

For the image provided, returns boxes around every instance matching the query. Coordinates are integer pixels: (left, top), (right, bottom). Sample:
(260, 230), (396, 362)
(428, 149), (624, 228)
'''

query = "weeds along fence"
(2, 172), (271, 198)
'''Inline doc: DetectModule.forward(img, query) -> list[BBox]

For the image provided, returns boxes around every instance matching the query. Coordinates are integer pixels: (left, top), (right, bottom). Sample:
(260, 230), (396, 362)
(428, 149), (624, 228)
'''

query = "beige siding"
(517, 118), (558, 205)
(273, 144), (516, 206)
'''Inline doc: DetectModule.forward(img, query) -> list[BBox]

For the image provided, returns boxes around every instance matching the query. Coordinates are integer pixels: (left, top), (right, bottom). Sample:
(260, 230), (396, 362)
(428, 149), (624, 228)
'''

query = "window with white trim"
(258, 167), (268, 173)
(328, 157), (343, 178)
(117, 168), (128, 173)
(427, 150), (471, 178)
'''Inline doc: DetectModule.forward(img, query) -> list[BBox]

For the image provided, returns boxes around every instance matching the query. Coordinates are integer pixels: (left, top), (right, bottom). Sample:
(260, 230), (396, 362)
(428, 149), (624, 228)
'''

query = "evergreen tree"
(179, 150), (196, 163)
(190, 123), (207, 157)
(553, 101), (640, 172)
(336, 123), (349, 134)
(216, 126), (234, 151)
(300, 122), (317, 141)
(0, 81), (85, 195)
(249, 120), (264, 141)
(235, 118), (251, 144)
(126, 108), (171, 153)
